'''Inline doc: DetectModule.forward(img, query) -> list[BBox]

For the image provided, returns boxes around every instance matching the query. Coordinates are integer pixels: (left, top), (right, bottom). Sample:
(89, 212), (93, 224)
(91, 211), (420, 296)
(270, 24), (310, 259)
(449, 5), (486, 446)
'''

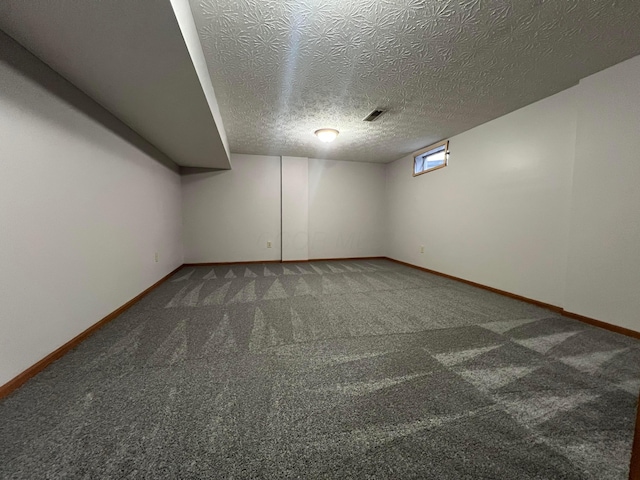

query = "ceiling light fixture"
(314, 128), (339, 143)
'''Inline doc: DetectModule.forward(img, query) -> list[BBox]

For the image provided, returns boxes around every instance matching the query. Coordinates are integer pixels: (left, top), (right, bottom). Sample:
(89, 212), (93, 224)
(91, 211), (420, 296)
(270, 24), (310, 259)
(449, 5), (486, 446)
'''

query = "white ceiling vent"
(363, 109), (386, 122)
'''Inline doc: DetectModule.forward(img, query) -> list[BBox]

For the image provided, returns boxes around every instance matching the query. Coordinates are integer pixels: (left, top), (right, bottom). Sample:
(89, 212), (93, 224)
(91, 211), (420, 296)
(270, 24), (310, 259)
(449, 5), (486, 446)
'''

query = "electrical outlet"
(155, 252), (159, 263)
(267, 241), (272, 248)
(420, 245), (425, 254)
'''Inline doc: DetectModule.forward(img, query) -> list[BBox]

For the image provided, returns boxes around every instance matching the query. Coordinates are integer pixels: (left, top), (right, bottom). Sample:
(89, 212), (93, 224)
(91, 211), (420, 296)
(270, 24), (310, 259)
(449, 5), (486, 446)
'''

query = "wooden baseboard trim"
(183, 257), (387, 267)
(306, 256), (385, 263)
(562, 311), (640, 341)
(385, 257), (640, 340)
(385, 257), (563, 313)
(0, 265), (183, 400)
(186, 257), (385, 266)
(184, 260), (282, 266)
(631, 397), (640, 480)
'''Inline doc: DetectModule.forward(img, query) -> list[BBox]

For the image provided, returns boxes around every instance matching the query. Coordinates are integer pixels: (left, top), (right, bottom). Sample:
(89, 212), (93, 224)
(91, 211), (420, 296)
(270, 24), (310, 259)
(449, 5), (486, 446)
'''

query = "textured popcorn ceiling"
(190, 0), (640, 163)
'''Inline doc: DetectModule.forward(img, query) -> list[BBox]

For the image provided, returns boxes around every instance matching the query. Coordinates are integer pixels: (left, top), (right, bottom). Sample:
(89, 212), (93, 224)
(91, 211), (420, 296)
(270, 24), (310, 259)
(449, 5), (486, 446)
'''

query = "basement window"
(413, 140), (449, 176)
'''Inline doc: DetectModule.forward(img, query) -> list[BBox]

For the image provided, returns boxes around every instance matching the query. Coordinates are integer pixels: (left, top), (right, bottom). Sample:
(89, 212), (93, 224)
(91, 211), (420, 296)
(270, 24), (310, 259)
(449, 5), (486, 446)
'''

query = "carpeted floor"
(1, 259), (639, 479)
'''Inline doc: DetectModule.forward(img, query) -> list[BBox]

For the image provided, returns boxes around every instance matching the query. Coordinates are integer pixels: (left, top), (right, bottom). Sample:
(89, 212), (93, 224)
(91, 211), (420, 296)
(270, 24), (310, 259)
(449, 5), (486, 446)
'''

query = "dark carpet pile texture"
(1, 259), (639, 479)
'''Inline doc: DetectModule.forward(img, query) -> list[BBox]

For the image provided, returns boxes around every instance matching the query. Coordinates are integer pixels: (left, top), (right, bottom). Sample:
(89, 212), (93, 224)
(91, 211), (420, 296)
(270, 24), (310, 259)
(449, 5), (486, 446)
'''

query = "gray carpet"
(1, 259), (639, 479)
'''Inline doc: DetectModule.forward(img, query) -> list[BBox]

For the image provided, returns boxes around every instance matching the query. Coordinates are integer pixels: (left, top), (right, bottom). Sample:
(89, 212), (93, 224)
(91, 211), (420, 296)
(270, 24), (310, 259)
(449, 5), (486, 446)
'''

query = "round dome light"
(314, 128), (339, 143)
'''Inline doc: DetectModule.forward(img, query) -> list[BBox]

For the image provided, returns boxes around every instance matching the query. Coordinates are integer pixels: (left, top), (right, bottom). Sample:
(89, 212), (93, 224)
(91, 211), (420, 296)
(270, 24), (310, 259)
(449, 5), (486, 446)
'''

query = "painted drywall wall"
(309, 159), (387, 259)
(183, 156), (386, 263)
(169, 0), (230, 161)
(181, 154), (282, 263)
(385, 88), (577, 307)
(0, 32), (183, 387)
(385, 54), (640, 332)
(281, 156), (309, 261)
(564, 56), (640, 332)
(0, 0), (229, 169)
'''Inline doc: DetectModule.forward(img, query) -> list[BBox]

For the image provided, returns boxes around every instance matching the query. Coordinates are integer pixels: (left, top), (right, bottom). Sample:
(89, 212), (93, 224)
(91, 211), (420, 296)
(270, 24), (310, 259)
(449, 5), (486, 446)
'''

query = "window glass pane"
(413, 141), (448, 176)
(424, 145), (445, 156)
(425, 150), (445, 169)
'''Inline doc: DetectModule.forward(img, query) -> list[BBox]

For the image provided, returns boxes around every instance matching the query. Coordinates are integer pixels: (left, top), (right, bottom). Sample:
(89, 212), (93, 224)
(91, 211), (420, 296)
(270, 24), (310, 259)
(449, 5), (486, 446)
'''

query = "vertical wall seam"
(280, 155), (283, 261)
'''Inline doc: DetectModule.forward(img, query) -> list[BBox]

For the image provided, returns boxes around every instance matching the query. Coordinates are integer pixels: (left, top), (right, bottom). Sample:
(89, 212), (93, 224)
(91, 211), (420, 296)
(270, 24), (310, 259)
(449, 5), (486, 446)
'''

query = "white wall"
(0, 32), (183, 387)
(309, 158), (386, 259)
(385, 54), (640, 333)
(386, 88), (577, 307)
(564, 56), (640, 332)
(181, 154), (282, 263)
(183, 155), (386, 263)
(169, 0), (230, 160)
(282, 156), (309, 261)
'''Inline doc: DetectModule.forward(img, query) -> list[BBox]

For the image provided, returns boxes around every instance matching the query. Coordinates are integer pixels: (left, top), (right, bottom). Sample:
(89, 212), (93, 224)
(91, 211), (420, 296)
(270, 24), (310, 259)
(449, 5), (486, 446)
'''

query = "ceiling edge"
(170, 0), (231, 169)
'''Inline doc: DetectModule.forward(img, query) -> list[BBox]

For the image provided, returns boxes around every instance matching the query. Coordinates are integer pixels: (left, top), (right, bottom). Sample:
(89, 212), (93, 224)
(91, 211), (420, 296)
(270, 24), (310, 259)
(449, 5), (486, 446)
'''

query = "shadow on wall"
(0, 30), (177, 173)
(180, 167), (229, 175)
